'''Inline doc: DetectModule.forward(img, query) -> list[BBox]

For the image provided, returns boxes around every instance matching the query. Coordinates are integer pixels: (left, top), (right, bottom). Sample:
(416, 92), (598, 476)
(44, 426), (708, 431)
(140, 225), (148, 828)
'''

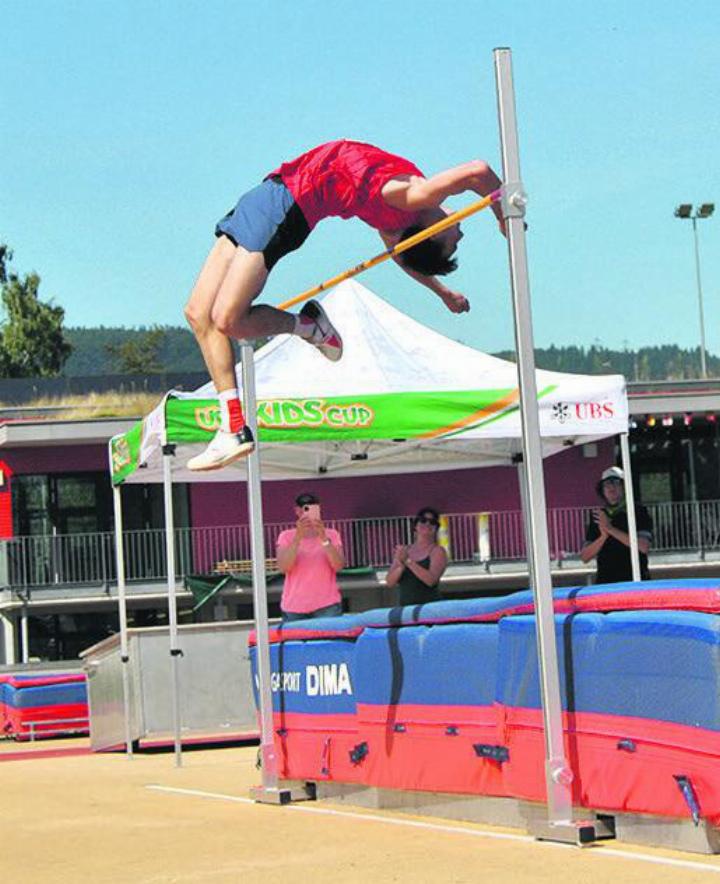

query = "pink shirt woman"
(276, 493), (345, 621)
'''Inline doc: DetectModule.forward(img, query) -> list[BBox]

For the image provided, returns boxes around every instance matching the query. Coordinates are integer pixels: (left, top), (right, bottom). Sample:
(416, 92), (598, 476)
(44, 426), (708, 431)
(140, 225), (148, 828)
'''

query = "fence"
(1, 500), (719, 591)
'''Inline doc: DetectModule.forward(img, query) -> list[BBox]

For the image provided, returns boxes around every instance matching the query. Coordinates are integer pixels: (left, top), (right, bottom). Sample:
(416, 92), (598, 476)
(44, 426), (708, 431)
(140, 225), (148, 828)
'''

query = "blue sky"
(3, 0), (719, 356)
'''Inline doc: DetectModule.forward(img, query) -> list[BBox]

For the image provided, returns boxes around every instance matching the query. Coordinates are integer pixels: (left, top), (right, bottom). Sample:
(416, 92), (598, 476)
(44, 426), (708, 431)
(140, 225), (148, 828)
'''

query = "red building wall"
(189, 439), (614, 527)
(4, 444), (109, 474)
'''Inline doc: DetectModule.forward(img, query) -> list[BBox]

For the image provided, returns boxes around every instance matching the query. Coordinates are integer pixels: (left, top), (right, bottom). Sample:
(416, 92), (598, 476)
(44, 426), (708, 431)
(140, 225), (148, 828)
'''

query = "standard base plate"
(250, 781), (316, 805)
(529, 818), (598, 846)
(521, 800), (613, 846)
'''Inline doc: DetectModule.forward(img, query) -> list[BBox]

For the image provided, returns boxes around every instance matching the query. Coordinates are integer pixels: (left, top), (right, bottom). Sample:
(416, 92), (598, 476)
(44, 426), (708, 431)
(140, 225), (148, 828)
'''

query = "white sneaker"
(299, 300), (343, 362)
(187, 426), (255, 472)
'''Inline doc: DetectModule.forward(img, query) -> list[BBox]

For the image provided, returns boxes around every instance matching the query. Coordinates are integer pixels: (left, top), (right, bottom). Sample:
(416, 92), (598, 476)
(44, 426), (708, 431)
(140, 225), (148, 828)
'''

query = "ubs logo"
(551, 401), (615, 422)
(575, 401), (615, 420)
(552, 402), (570, 423)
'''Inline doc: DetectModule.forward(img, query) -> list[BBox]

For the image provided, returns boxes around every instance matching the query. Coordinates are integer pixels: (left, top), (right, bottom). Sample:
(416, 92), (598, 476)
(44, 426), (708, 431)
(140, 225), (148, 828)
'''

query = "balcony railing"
(1, 500), (719, 591)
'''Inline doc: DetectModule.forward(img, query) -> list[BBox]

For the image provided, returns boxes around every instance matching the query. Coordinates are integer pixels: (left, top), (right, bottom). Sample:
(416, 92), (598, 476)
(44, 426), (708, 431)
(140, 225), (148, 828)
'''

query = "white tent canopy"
(112, 279), (628, 485)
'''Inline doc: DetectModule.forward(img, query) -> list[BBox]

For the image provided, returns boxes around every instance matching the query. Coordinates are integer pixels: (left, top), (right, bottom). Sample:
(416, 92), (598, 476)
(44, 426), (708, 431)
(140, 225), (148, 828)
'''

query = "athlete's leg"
(208, 246), (293, 341)
(203, 244), (343, 360)
(184, 236), (238, 395)
(184, 238), (268, 470)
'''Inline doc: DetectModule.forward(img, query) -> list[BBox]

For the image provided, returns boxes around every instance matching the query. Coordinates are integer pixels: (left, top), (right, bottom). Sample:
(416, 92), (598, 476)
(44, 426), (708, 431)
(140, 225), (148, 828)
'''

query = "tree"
(0, 245), (72, 377)
(106, 326), (167, 374)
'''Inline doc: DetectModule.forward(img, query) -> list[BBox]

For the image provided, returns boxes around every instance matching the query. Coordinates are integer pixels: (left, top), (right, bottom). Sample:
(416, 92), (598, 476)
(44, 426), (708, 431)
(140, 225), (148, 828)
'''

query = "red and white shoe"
(187, 426), (255, 472)
(299, 300), (343, 362)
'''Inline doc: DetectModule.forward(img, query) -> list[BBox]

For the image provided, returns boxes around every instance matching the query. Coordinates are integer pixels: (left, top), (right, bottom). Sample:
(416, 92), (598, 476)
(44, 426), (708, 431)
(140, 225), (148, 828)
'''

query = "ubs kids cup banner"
(110, 280), (628, 485)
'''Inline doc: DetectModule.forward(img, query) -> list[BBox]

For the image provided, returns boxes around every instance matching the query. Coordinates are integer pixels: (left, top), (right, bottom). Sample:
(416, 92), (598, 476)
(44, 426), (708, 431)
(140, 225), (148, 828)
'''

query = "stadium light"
(675, 202), (715, 378)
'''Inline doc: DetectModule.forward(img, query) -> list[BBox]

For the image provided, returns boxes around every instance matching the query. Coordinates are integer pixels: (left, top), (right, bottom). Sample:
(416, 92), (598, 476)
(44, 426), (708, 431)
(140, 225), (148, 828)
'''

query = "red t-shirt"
(268, 140), (423, 231)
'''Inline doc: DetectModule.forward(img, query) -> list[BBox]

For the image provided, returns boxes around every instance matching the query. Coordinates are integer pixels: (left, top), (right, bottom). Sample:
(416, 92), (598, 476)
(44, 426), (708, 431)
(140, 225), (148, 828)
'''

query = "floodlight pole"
(493, 47), (595, 845)
(675, 205), (713, 379)
(691, 216), (708, 380)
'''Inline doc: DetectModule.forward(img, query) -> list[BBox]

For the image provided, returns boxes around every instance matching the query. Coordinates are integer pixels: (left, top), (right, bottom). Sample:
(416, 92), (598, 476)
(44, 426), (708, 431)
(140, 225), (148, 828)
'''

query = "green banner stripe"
(166, 390), (518, 444)
(110, 420), (145, 485)
(111, 385), (559, 483)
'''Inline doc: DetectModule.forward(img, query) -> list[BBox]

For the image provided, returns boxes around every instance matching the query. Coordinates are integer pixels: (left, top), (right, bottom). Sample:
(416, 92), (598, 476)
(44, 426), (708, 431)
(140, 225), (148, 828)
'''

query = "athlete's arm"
(382, 161), (504, 226)
(378, 231), (470, 314)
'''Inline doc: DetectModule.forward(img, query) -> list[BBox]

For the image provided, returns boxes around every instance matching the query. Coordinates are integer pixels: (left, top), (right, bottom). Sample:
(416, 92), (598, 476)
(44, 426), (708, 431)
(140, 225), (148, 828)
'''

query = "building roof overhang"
(0, 417), (138, 448)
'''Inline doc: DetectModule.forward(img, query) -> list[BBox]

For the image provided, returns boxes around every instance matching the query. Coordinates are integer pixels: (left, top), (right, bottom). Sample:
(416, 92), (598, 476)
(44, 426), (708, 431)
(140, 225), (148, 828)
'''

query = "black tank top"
(397, 552), (442, 606)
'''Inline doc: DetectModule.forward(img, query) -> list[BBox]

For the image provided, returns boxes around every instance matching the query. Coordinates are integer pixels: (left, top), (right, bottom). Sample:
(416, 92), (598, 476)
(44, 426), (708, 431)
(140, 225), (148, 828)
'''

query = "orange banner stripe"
(415, 388), (520, 440)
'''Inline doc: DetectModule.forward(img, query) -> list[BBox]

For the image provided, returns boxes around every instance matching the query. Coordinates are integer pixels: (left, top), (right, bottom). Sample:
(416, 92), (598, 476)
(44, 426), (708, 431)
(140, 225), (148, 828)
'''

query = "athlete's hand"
(440, 290), (470, 314)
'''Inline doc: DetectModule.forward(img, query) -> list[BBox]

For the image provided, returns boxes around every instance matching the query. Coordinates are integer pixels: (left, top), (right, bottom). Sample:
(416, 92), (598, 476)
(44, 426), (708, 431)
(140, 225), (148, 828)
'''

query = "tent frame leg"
(162, 442), (183, 768)
(619, 432), (642, 580)
(112, 484), (134, 758)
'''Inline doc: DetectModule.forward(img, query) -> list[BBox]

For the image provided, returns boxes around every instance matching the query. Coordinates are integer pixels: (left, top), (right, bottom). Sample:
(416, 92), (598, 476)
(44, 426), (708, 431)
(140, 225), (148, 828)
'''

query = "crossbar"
(278, 189), (502, 310)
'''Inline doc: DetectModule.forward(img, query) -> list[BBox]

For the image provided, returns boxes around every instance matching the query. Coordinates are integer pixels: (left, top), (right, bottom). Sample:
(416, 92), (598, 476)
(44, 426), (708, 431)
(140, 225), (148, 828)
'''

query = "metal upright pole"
(619, 433), (642, 581)
(112, 485), (134, 758)
(162, 442), (183, 767)
(241, 343), (313, 804)
(241, 343), (280, 798)
(493, 47), (595, 844)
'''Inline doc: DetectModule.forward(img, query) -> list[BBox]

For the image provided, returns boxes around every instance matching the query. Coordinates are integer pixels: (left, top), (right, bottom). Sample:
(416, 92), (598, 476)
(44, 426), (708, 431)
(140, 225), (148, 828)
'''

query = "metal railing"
(24, 716), (90, 741)
(1, 500), (719, 591)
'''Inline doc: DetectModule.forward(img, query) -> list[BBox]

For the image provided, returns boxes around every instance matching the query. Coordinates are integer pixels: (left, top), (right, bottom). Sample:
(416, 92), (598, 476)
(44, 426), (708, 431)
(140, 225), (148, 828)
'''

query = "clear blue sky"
(3, 0), (719, 356)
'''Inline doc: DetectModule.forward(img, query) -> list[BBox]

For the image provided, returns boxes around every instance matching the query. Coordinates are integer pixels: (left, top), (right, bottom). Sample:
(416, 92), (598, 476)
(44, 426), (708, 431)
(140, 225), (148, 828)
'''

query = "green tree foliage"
(0, 245), (72, 377)
(105, 326), (167, 374)
(494, 344), (719, 380)
(65, 326), (204, 375)
(62, 316), (720, 381)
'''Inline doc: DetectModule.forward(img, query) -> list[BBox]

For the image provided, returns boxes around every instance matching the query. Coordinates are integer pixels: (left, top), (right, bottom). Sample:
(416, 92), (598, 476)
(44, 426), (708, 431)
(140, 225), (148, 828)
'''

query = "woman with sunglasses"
(385, 507), (448, 606)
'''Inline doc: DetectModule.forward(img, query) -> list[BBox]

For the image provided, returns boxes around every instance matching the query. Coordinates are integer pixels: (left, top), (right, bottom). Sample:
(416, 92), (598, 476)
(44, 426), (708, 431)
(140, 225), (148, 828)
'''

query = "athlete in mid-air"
(185, 139), (504, 471)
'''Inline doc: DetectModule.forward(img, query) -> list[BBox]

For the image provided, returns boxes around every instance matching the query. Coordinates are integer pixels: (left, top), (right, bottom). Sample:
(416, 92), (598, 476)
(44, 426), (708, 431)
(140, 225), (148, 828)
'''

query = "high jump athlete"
(185, 139), (504, 471)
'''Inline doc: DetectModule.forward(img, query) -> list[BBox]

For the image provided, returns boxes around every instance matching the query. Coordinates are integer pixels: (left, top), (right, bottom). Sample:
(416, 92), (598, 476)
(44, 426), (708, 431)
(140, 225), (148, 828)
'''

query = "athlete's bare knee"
(211, 304), (246, 338)
(184, 300), (211, 335)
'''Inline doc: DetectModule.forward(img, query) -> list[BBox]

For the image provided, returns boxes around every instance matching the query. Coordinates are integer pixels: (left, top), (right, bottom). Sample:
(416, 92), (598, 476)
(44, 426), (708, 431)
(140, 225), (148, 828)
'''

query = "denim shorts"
(215, 177), (310, 271)
(281, 602), (343, 623)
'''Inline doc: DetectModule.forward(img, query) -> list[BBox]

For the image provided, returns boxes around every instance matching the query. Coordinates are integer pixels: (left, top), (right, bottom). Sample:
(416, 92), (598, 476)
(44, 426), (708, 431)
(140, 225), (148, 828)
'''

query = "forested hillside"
(64, 326), (719, 380)
(65, 326), (206, 375)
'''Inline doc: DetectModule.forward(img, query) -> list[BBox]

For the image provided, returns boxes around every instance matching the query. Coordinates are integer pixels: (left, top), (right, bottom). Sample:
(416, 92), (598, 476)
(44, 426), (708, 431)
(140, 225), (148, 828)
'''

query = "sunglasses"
(602, 478), (623, 487)
(417, 516), (439, 526)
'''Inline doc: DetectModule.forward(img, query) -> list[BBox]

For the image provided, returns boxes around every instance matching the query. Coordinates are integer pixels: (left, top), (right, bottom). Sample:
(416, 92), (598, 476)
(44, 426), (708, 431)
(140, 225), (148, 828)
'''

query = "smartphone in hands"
(303, 504), (321, 521)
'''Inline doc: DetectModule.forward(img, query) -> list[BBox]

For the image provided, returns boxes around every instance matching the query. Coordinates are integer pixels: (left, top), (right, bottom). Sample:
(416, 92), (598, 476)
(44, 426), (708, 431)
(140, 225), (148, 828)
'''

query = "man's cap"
(295, 492), (320, 506)
(600, 466), (624, 483)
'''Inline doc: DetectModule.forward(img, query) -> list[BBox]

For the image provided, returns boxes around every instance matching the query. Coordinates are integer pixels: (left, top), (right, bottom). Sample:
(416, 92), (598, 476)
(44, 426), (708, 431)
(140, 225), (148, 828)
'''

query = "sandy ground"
(2, 738), (720, 884)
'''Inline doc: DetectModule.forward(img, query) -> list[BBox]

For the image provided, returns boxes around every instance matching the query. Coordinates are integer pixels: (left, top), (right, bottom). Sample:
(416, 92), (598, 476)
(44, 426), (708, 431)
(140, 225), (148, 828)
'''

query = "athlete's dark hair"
(397, 226), (459, 276)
